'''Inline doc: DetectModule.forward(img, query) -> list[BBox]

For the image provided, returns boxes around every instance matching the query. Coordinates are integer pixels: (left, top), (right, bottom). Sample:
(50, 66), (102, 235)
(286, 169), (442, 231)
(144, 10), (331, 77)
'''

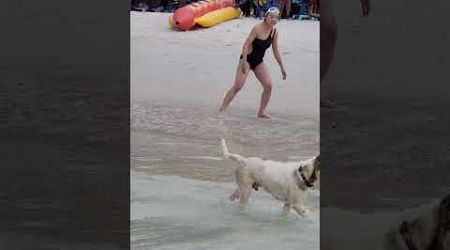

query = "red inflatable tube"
(171, 0), (235, 31)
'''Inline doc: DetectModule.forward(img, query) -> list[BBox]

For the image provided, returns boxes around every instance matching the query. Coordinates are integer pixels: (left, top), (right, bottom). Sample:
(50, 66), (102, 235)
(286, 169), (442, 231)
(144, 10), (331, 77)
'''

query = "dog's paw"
(229, 192), (239, 201)
(296, 212), (315, 222)
(301, 209), (316, 222)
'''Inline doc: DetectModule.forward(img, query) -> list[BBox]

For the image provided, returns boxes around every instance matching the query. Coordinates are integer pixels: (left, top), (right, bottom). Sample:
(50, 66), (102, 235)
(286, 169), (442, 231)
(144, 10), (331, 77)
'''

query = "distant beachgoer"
(277, 0), (292, 18)
(218, 7), (286, 118)
(161, 0), (168, 12)
(237, 0), (253, 16)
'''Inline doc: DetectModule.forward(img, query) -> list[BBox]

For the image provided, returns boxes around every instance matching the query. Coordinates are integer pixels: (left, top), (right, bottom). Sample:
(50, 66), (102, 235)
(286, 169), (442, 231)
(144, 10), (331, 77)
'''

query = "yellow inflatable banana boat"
(196, 7), (241, 28)
(168, 0), (241, 31)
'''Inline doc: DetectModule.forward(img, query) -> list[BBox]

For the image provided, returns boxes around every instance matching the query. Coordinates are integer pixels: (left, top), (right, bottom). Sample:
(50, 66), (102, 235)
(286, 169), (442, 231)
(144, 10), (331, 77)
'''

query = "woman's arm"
(271, 30), (287, 79)
(241, 27), (257, 61)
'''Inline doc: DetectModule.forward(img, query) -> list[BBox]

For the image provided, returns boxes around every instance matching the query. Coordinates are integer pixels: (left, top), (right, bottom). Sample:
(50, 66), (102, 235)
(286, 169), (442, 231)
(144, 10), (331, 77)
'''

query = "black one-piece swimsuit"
(240, 28), (276, 70)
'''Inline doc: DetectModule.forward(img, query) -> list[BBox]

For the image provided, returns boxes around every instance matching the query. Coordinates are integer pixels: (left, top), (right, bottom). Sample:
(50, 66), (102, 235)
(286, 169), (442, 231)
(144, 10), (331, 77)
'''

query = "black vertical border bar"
(0, 0), (130, 248)
(320, 0), (450, 249)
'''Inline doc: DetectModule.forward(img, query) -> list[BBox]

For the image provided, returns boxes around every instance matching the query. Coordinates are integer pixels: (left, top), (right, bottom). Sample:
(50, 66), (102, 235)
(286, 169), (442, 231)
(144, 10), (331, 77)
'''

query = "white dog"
(221, 139), (320, 218)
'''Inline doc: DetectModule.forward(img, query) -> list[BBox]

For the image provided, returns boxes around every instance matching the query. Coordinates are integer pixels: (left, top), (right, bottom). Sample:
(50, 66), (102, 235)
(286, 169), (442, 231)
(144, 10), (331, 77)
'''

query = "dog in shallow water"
(221, 139), (320, 218)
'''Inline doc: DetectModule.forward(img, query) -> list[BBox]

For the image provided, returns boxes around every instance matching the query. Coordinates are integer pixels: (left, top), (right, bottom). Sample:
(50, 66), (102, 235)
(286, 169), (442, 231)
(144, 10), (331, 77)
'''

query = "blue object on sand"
(256, 0), (277, 18)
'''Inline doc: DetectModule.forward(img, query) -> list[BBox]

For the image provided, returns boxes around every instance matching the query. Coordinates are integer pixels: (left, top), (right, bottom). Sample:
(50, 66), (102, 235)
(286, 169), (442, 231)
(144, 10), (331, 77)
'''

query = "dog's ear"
(310, 156), (320, 183)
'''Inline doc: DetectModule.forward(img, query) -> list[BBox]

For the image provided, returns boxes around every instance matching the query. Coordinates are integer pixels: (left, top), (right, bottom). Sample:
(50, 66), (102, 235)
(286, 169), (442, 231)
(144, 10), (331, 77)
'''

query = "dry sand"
(131, 12), (319, 116)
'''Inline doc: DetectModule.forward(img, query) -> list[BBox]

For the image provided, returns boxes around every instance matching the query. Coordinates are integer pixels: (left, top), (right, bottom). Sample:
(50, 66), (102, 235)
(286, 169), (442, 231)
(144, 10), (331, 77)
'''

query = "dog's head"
(298, 155), (320, 188)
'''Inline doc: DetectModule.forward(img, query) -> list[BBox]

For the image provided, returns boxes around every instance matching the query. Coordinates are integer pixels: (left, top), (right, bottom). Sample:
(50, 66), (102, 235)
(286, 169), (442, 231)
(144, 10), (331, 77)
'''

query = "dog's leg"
(229, 188), (240, 201)
(236, 168), (253, 211)
(293, 204), (314, 220)
(282, 202), (291, 216)
(292, 205), (307, 217)
(238, 186), (252, 212)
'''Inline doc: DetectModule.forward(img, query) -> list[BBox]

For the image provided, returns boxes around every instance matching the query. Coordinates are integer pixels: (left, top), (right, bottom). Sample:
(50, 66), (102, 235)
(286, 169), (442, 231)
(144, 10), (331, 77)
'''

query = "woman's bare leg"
(277, 0), (286, 18)
(218, 58), (251, 116)
(253, 62), (273, 118)
(285, 0), (291, 18)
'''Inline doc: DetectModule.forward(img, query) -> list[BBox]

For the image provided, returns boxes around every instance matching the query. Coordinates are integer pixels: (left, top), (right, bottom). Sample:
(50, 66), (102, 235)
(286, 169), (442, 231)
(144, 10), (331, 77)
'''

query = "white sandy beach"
(131, 12), (319, 116)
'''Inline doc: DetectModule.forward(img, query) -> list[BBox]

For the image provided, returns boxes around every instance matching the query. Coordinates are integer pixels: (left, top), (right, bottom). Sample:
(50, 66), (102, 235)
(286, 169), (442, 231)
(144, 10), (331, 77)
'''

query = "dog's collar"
(296, 166), (314, 189)
(300, 166), (314, 188)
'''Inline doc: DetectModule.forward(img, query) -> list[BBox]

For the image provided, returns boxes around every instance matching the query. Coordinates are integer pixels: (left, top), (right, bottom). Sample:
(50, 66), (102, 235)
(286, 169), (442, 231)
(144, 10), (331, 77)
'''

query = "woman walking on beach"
(218, 7), (286, 118)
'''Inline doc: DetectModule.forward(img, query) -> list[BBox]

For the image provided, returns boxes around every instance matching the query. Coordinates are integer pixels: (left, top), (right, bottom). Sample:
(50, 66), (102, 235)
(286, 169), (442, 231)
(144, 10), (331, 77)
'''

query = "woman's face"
(265, 12), (279, 26)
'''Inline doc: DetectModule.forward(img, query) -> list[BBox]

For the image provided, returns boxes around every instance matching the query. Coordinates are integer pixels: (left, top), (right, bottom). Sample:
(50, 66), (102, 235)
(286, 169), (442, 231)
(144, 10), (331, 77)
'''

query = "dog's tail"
(221, 139), (246, 164)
